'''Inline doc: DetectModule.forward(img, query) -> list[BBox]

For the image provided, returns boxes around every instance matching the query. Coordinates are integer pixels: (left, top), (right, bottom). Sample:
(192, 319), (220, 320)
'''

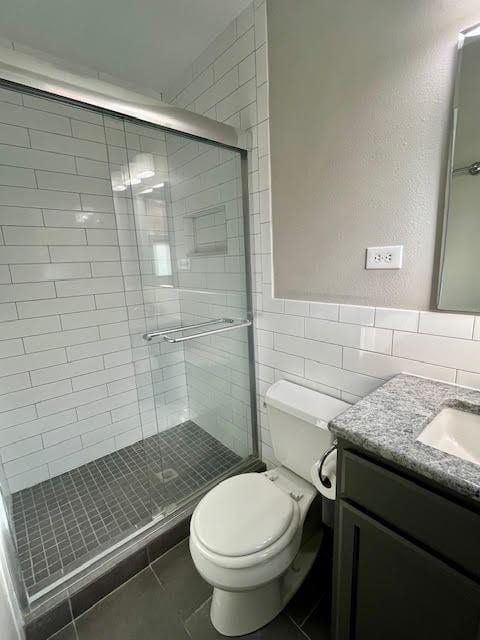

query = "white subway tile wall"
(121, 118), (191, 440)
(164, 0), (480, 467)
(0, 90), (190, 492)
(164, 127), (252, 457)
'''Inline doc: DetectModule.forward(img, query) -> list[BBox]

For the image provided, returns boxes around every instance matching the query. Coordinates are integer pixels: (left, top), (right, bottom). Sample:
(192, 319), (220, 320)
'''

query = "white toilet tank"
(265, 380), (349, 483)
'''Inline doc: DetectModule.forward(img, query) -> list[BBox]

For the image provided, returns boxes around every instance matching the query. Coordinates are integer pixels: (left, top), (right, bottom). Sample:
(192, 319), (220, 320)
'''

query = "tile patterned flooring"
(12, 421), (240, 595)
(47, 534), (332, 640)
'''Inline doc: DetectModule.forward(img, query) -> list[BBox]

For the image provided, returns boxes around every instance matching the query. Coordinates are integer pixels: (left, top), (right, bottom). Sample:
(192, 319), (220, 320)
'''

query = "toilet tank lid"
(265, 380), (349, 427)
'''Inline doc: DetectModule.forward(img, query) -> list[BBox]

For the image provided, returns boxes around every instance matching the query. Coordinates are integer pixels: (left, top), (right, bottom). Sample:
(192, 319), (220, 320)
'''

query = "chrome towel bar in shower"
(143, 318), (230, 342)
(143, 318), (250, 342)
(162, 319), (251, 343)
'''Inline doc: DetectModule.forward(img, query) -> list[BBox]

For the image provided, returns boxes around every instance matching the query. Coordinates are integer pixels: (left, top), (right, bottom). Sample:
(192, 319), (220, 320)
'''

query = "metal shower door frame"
(0, 45), (259, 614)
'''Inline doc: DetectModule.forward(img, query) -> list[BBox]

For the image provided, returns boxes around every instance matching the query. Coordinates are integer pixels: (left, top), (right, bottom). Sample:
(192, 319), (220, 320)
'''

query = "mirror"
(437, 24), (480, 312)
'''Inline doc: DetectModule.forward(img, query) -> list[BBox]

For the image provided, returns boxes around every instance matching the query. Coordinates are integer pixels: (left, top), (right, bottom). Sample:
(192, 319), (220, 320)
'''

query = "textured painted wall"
(268, 0), (480, 309)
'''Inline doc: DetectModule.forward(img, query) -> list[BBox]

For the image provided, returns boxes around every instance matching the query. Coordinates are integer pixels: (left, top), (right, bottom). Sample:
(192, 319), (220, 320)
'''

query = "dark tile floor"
(13, 422), (240, 595)
(46, 534), (332, 640)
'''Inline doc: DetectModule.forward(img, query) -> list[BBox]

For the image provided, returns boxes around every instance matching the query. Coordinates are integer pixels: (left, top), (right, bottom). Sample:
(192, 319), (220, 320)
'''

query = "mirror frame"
(436, 22), (480, 312)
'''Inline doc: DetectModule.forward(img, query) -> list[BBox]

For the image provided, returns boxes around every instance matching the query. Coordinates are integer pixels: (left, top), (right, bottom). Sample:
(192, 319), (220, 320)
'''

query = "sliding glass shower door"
(0, 98), (161, 598)
(0, 82), (255, 605)
(117, 119), (255, 519)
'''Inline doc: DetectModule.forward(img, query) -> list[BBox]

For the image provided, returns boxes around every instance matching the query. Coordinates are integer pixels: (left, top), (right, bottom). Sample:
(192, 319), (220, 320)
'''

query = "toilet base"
(210, 529), (323, 637)
(211, 580), (283, 637)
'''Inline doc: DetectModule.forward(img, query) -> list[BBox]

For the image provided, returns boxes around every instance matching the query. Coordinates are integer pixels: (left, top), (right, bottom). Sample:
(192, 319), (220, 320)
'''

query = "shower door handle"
(143, 318), (251, 343)
(162, 319), (251, 343)
(143, 318), (235, 341)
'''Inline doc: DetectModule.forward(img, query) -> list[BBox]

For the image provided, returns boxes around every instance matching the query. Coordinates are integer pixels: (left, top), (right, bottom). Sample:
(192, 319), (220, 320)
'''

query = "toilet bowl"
(189, 380), (349, 636)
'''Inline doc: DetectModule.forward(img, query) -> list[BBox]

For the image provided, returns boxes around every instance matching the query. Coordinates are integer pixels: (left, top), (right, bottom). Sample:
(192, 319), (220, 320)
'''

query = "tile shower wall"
(0, 89), (187, 492)
(165, 0), (480, 466)
(165, 132), (252, 457)
(110, 118), (188, 439)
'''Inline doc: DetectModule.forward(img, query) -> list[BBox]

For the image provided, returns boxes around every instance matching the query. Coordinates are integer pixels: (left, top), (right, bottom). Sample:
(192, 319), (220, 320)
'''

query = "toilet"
(189, 380), (349, 636)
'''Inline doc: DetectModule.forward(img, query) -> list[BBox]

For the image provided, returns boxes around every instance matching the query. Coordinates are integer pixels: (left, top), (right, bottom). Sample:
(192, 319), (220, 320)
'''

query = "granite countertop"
(329, 373), (480, 504)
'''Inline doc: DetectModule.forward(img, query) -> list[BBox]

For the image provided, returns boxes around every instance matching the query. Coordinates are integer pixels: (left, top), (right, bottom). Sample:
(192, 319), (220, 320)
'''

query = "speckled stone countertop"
(329, 373), (480, 504)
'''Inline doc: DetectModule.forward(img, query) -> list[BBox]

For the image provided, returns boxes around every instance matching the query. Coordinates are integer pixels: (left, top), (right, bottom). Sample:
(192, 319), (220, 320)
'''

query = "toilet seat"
(191, 473), (301, 570)
(193, 473), (295, 557)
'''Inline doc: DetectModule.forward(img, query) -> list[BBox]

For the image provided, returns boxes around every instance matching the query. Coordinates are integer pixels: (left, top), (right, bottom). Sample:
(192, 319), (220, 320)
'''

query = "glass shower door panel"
(118, 120), (254, 517)
(114, 118), (183, 518)
(5, 101), (159, 598)
(163, 131), (254, 507)
(100, 113), (165, 532)
(0, 87), (155, 599)
(184, 325), (253, 463)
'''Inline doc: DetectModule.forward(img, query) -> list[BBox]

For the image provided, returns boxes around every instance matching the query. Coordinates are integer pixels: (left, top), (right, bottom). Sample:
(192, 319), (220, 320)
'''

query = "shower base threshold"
(12, 420), (242, 598)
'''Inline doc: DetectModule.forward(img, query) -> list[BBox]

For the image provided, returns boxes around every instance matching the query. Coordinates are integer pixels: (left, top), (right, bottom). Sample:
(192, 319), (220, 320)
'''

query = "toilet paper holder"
(317, 440), (338, 489)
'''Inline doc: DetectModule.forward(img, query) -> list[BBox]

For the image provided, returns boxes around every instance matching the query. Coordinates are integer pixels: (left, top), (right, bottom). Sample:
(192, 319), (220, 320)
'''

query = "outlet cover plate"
(366, 245), (403, 269)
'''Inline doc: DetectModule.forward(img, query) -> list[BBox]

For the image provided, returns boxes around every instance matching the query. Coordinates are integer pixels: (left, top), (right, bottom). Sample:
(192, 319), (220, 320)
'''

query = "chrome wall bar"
(163, 320), (251, 344)
(143, 318), (235, 342)
(0, 46), (249, 150)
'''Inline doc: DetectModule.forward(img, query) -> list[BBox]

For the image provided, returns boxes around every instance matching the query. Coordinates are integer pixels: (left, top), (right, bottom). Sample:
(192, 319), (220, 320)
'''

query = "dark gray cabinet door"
(334, 500), (480, 640)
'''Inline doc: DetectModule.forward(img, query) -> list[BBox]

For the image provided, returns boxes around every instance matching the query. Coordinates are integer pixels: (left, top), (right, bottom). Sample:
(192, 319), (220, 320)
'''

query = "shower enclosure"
(0, 49), (258, 619)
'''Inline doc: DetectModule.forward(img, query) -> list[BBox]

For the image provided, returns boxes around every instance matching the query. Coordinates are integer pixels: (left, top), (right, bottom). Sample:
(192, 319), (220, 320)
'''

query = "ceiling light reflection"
(111, 170), (127, 192)
(135, 153), (155, 179)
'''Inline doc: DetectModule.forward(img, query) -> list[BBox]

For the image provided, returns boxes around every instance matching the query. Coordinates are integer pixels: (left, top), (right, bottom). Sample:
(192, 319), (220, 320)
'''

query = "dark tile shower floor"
(12, 421), (240, 596)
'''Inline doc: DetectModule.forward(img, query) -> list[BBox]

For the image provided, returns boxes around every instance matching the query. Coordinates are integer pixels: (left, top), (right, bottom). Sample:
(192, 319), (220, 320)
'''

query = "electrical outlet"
(366, 245), (403, 270)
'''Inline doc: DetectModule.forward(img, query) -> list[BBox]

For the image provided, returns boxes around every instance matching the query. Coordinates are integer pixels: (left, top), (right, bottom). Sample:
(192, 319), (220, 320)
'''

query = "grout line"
(71, 616), (79, 640)
(287, 613), (313, 640)
(183, 595), (212, 632)
(150, 533), (189, 568)
(75, 564), (153, 623)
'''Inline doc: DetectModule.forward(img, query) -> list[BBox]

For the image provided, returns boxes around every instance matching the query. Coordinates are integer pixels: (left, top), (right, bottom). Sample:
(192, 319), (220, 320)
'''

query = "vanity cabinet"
(333, 443), (480, 640)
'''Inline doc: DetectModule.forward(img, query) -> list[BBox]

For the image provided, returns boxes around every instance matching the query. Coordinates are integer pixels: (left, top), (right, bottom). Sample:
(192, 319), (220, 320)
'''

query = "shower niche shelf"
(184, 205), (227, 257)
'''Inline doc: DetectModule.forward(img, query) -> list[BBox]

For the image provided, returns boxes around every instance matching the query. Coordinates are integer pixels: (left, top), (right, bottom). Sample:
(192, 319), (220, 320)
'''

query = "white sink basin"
(416, 407), (480, 465)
